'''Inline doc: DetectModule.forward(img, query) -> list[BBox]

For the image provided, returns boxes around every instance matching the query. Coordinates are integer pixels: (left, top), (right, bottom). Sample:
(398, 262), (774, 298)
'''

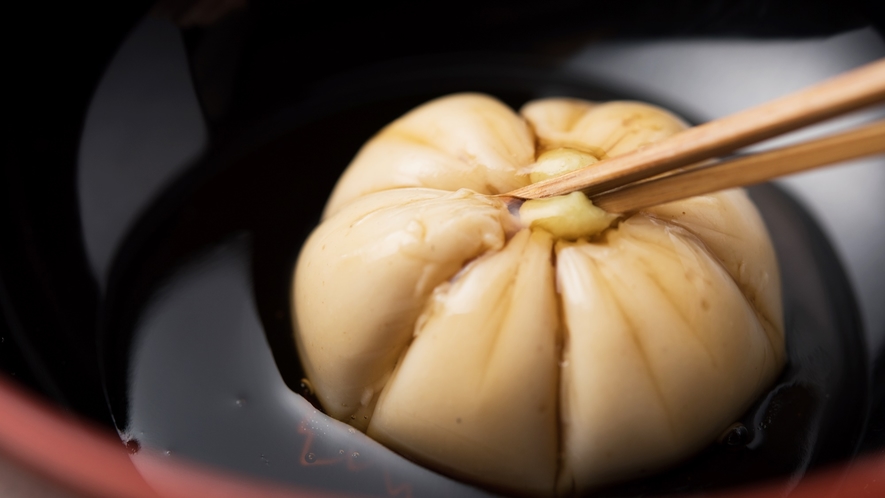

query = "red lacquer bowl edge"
(0, 373), (882, 498)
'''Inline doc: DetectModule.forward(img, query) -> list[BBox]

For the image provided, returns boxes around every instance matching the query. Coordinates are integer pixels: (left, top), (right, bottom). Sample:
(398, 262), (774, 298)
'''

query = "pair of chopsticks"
(504, 58), (885, 213)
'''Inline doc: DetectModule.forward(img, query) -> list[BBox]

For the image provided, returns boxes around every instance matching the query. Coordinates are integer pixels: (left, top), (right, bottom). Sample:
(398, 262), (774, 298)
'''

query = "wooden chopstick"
(590, 120), (885, 214)
(505, 58), (885, 200)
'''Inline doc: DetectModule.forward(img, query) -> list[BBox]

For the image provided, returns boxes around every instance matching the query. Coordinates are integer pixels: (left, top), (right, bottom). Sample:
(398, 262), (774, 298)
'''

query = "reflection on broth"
(124, 236), (481, 496)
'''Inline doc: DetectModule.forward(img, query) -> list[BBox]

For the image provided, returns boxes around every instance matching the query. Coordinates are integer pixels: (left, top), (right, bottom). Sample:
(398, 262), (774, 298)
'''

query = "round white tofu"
(293, 94), (784, 496)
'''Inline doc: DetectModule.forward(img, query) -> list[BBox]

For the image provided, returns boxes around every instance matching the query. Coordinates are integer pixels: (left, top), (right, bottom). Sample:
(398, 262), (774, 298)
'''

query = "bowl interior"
(93, 56), (868, 496)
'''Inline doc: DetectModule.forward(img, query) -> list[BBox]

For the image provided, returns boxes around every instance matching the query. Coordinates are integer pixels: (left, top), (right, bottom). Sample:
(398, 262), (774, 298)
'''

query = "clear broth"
(98, 83), (868, 496)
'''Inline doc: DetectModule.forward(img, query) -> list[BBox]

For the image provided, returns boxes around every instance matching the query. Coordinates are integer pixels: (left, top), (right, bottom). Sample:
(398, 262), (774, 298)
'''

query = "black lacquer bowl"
(4, 2), (884, 495)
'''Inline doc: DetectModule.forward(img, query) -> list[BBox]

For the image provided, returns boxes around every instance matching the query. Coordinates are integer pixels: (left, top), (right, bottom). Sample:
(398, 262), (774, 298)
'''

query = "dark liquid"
(98, 74), (868, 496)
(118, 235), (481, 496)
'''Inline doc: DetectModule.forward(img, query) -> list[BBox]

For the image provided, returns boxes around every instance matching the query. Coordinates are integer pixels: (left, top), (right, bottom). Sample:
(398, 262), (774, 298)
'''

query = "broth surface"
(123, 236), (480, 496)
(98, 87), (867, 496)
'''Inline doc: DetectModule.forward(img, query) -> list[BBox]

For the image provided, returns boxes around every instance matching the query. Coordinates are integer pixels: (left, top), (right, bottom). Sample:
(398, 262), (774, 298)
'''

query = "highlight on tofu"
(292, 94), (785, 496)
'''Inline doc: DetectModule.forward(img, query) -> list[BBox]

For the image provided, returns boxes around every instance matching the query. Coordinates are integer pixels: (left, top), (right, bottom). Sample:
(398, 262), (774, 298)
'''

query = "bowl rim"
(0, 374), (343, 498)
(1, 373), (883, 498)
